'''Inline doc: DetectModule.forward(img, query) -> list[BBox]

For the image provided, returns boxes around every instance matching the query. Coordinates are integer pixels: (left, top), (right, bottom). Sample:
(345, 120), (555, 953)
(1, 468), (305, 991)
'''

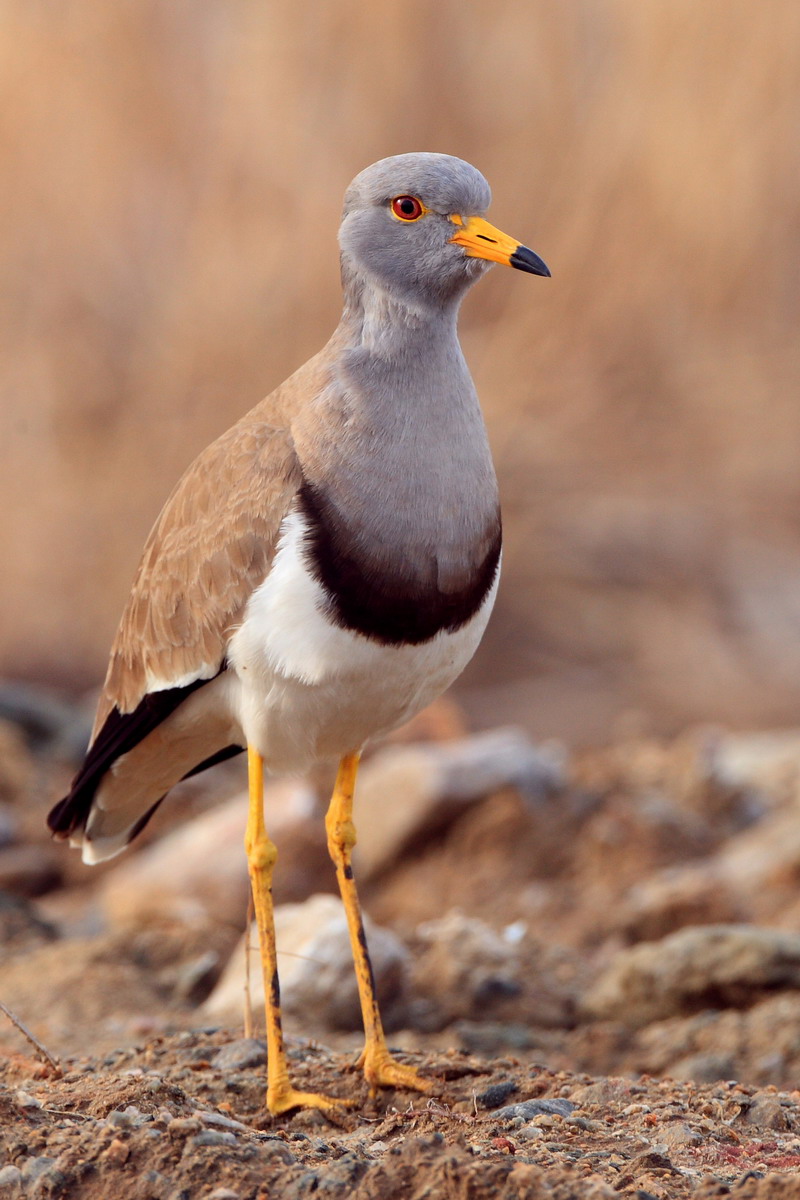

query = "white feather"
(227, 508), (498, 773)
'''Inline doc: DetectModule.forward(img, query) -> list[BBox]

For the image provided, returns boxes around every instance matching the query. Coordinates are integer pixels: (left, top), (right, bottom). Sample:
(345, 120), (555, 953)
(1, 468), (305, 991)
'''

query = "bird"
(48, 152), (550, 1115)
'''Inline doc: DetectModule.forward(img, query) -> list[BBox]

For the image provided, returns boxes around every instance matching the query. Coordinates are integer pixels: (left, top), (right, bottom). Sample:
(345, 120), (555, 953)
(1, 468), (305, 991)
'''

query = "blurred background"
(3, 0), (800, 746)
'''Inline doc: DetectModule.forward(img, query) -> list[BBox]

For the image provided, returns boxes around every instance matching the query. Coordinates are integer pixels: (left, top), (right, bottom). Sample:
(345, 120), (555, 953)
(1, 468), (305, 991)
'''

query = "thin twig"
(0, 1000), (61, 1075)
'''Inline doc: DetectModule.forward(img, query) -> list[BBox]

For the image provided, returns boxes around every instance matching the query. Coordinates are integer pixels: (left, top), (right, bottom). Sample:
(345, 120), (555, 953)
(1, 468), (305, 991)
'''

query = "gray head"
(339, 152), (549, 311)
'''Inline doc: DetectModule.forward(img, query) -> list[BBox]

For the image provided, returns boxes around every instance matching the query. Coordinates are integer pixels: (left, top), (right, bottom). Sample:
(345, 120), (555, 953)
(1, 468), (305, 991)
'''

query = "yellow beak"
(450, 214), (550, 277)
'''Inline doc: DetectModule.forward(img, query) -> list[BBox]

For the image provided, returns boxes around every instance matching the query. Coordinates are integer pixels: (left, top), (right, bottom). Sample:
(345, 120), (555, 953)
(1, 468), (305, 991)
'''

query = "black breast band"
(298, 481), (501, 646)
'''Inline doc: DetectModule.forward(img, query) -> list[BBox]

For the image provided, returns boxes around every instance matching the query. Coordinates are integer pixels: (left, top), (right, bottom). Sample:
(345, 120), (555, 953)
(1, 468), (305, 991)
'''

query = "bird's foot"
(358, 1043), (434, 1097)
(267, 1085), (356, 1116)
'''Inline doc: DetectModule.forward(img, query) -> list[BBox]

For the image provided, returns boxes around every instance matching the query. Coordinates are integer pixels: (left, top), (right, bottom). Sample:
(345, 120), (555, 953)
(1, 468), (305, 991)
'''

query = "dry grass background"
(2, 1), (800, 743)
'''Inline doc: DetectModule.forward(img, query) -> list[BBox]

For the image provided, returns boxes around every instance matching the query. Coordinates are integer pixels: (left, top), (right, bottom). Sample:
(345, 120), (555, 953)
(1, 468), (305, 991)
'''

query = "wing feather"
(95, 416), (302, 735)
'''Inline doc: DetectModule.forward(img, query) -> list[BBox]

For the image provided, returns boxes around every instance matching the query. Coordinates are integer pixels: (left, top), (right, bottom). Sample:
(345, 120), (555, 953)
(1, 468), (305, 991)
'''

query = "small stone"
(188, 1130), (237, 1148)
(517, 1124), (544, 1141)
(32, 1170), (69, 1197)
(630, 1150), (678, 1173)
(167, 1117), (203, 1136)
(477, 1080), (518, 1110)
(102, 1139), (130, 1166)
(565, 1116), (599, 1131)
(194, 1109), (250, 1132)
(259, 1143), (296, 1164)
(494, 1097), (576, 1121)
(212, 1039), (266, 1072)
(106, 1106), (143, 1128)
(20, 1158), (55, 1185)
(13, 1092), (42, 1110)
(658, 1122), (703, 1149)
(209, 1190), (241, 1200)
(739, 1092), (790, 1130)
(139, 1174), (171, 1200)
(0, 1165), (22, 1191)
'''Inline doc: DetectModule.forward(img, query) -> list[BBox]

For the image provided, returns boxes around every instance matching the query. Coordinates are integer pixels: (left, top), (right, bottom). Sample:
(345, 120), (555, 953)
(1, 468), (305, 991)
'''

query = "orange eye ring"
(391, 195), (425, 222)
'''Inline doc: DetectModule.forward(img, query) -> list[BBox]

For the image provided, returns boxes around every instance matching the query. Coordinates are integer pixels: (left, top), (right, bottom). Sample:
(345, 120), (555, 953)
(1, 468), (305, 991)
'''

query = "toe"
(267, 1087), (356, 1115)
(360, 1049), (434, 1096)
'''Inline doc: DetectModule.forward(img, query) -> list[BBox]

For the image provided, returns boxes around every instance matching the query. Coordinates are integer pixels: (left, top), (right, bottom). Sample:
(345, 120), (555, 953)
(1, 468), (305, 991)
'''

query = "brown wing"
(94, 415), (302, 736)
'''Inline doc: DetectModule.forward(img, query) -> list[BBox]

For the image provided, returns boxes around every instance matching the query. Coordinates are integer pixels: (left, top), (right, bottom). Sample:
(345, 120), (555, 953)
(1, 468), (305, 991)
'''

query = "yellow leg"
(325, 752), (432, 1097)
(245, 745), (352, 1115)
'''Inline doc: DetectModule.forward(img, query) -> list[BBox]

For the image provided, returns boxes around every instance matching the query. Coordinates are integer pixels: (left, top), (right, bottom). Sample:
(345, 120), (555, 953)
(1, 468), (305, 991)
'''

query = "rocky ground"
(4, 685), (800, 1196)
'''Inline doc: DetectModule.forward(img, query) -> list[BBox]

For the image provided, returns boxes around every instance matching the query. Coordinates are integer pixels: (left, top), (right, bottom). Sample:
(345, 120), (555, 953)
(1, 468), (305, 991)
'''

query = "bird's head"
(339, 152), (550, 312)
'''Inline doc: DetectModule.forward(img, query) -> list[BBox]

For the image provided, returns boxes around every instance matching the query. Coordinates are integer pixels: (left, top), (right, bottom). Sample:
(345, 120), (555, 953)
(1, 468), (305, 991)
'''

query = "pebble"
(102, 1139), (130, 1166)
(0, 1165), (22, 1190)
(13, 1092), (41, 1110)
(213, 1039), (267, 1072)
(629, 1150), (677, 1173)
(167, 1117), (203, 1136)
(476, 1080), (518, 1110)
(20, 1158), (55, 1185)
(106, 1106), (147, 1129)
(739, 1091), (790, 1130)
(517, 1124), (544, 1141)
(194, 1110), (251, 1132)
(139, 1173), (171, 1200)
(259, 1143), (296, 1165)
(208, 1190), (241, 1200)
(494, 1098), (576, 1121)
(188, 1130), (237, 1148)
(658, 1121), (703, 1149)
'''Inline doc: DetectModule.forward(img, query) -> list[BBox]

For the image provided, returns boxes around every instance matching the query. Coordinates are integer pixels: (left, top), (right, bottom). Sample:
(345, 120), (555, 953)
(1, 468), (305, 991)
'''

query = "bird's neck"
(338, 269), (461, 360)
(294, 270), (492, 482)
(288, 275), (501, 647)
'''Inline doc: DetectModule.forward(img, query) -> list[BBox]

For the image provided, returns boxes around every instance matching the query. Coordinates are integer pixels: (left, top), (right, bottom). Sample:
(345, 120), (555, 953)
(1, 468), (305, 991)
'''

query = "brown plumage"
(94, 358), (323, 731)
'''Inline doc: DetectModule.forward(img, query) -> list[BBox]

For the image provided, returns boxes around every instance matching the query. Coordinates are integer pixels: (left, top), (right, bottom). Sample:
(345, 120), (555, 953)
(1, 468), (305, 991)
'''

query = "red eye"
(391, 195), (425, 222)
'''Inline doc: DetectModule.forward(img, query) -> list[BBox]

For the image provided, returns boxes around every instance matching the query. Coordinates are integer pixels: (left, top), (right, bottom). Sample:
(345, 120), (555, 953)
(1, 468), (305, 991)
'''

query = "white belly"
(227, 510), (498, 773)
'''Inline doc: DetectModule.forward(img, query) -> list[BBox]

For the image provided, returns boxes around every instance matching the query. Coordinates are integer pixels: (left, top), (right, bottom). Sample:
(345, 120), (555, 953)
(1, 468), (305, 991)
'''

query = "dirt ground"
(5, 1028), (800, 1200)
(5, 700), (800, 1197)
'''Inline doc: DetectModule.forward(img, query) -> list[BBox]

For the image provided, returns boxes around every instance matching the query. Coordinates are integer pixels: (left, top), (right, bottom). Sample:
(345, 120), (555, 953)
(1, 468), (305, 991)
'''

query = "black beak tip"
(510, 246), (551, 278)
